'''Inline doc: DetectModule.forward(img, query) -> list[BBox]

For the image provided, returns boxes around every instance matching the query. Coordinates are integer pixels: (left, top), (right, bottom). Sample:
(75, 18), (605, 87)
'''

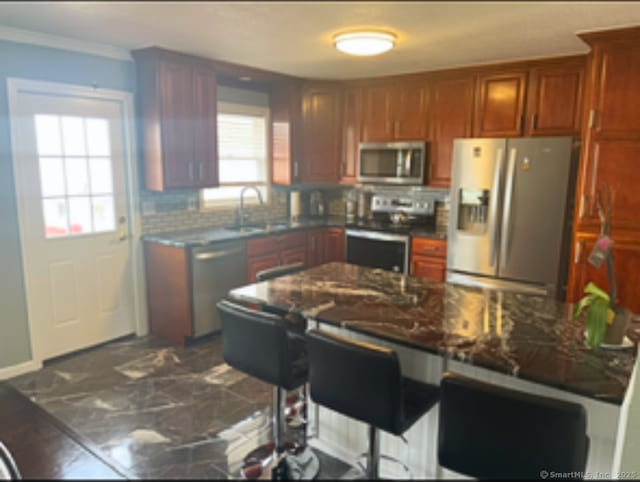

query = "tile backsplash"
(140, 189), (288, 234)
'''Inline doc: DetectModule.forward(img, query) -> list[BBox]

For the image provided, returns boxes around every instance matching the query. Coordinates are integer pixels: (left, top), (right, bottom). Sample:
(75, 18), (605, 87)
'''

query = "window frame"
(200, 101), (271, 211)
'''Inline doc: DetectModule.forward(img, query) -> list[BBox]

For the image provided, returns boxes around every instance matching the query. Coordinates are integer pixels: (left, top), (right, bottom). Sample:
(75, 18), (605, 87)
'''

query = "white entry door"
(9, 82), (136, 361)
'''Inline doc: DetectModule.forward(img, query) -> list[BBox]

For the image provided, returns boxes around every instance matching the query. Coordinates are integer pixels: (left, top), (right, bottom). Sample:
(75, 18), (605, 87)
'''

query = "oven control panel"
(371, 194), (435, 215)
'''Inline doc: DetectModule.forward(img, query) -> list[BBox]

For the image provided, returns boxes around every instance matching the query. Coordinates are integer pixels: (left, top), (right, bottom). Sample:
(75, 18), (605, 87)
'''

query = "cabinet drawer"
(247, 236), (280, 256)
(276, 231), (307, 249)
(411, 256), (446, 282)
(411, 238), (447, 258)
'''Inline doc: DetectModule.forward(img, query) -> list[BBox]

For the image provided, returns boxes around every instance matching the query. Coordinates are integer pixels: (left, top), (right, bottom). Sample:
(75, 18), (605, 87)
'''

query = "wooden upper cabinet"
(361, 84), (393, 141)
(526, 62), (584, 136)
(474, 71), (527, 137)
(429, 76), (475, 187)
(301, 84), (342, 183)
(591, 42), (640, 138)
(133, 48), (219, 191)
(271, 81), (303, 185)
(341, 86), (363, 184)
(192, 65), (219, 187)
(361, 82), (428, 141)
(394, 81), (429, 140)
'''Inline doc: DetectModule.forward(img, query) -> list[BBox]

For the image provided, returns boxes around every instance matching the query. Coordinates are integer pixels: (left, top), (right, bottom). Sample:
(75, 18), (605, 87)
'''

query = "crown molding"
(0, 25), (132, 61)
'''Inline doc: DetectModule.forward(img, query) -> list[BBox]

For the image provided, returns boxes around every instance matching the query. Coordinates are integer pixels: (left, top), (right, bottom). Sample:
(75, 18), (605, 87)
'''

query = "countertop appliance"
(358, 141), (427, 185)
(447, 137), (579, 298)
(309, 190), (325, 217)
(290, 190), (302, 220)
(191, 240), (247, 337)
(346, 192), (437, 274)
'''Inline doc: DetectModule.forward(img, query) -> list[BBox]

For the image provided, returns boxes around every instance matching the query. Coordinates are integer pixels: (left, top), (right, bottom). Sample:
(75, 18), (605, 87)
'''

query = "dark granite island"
(228, 262), (639, 479)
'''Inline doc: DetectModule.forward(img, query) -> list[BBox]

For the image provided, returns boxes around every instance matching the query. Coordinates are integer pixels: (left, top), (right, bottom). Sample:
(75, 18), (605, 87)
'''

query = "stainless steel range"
(345, 193), (437, 274)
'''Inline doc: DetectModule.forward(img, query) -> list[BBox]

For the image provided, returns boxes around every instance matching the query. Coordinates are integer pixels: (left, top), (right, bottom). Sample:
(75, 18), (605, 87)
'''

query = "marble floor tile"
(9, 334), (352, 479)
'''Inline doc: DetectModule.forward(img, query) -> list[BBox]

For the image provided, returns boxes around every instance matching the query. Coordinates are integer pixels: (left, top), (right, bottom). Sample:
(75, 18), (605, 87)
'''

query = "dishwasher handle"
(194, 247), (245, 261)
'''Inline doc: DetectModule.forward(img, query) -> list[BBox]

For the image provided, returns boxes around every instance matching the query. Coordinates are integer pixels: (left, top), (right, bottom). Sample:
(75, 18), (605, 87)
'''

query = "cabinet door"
(411, 256), (446, 282)
(429, 76), (475, 187)
(307, 229), (327, 268)
(576, 140), (640, 233)
(341, 87), (362, 184)
(592, 43), (640, 138)
(526, 63), (584, 136)
(393, 82), (429, 140)
(361, 84), (393, 141)
(281, 246), (307, 267)
(158, 60), (196, 189)
(192, 65), (219, 187)
(567, 234), (640, 314)
(271, 82), (303, 185)
(474, 71), (527, 137)
(326, 228), (345, 263)
(302, 86), (342, 182)
(247, 253), (281, 283)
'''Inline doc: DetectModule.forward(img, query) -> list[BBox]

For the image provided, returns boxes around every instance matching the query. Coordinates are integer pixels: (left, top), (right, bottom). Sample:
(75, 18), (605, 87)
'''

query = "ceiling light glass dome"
(333, 31), (396, 56)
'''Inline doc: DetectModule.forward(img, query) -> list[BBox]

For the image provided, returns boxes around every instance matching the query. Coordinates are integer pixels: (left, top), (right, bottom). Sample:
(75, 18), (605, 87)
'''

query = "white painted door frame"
(7, 77), (147, 369)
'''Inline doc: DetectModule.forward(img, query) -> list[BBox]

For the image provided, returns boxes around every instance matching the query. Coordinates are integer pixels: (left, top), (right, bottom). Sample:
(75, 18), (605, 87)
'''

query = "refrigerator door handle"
(489, 148), (505, 266)
(500, 148), (517, 269)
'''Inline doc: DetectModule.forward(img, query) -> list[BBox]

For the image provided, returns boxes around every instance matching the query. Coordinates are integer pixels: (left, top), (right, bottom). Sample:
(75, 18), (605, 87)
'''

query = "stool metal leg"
(366, 425), (380, 479)
(274, 386), (286, 453)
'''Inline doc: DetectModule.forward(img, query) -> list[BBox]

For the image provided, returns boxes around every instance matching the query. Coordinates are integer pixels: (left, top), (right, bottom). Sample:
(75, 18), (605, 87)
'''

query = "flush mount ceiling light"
(333, 31), (396, 56)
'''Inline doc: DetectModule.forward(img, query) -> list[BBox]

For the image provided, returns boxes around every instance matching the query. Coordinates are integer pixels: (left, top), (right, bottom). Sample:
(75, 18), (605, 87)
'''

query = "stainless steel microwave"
(357, 141), (427, 185)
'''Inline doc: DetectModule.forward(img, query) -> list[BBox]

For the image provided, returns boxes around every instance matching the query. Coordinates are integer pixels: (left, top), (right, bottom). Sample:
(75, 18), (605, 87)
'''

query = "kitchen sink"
(224, 222), (291, 233)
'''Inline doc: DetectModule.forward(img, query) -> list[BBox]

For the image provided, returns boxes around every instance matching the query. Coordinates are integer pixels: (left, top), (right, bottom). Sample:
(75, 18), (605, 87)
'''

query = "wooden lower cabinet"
(307, 227), (345, 267)
(247, 232), (307, 282)
(247, 253), (281, 283)
(567, 232), (640, 314)
(410, 237), (447, 282)
(144, 242), (193, 345)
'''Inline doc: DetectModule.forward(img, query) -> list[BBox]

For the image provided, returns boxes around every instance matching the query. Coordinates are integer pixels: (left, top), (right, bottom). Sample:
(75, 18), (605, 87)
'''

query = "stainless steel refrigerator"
(446, 137), (579, 298)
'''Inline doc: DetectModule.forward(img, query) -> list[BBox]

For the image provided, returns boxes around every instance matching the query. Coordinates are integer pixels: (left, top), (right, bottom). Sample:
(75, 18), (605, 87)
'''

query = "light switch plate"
(187, 197), (197, 211)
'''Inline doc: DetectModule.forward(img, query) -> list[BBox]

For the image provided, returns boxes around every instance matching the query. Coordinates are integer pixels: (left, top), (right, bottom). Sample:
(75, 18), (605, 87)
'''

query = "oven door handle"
(345, 229), (410, 243)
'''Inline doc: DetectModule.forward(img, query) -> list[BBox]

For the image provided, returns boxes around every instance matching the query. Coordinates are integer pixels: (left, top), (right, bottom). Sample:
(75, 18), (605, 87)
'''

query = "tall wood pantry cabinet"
(567, 27), (640, 315)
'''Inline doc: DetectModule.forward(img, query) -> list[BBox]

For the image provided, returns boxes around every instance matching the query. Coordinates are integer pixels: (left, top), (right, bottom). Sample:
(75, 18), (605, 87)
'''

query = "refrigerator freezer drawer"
(446, 271), (551, 296)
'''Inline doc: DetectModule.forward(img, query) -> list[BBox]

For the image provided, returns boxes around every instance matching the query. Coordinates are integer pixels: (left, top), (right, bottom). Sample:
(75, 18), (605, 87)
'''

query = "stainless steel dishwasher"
(191, 240), (247, 337)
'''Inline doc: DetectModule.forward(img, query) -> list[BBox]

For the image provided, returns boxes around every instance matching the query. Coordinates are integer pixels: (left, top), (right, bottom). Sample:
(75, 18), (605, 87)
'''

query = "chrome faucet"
(237, 186), (264, 228)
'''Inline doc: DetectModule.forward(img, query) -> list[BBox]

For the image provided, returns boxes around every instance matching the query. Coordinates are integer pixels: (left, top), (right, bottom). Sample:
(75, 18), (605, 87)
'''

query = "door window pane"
(86, 119), (110, 156)
(65, 157), (90, 195)
(43, 198), (69, 238)
(92, 196), (115, 232)
(61, 117), (86, 156)
(39, 157), (65, 197)
(35, 115), (62, 156)
(35, 114), (118, 238)
(68, 197), (92, 234)
(89, 157), (113, 194)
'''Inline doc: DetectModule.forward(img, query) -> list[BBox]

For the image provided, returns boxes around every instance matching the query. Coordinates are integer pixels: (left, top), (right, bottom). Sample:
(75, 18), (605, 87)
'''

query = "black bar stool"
(438, 372), (589, 479)
(0, 442), (21, 480)
(256, 262), (309, 431)
(305, 329), (441, 479)
(217, 300), (319, 479)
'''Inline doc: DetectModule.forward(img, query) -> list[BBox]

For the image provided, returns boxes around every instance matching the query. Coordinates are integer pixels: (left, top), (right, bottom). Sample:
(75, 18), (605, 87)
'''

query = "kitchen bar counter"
(229, 262), (636, 405)
(228, 262), (639, 478)
(142, 216), (446, 248)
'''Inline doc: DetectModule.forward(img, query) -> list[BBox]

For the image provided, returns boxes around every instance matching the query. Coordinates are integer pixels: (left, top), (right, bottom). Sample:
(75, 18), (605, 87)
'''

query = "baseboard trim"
(0, 360), (42, 381)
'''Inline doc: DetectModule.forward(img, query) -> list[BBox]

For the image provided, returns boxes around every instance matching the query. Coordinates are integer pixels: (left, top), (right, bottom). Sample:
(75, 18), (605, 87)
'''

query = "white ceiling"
(2, 2), (640, 79)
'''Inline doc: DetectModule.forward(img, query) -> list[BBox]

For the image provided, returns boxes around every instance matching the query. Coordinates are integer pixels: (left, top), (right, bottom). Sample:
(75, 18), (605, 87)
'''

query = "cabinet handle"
(423, 246), (439, 253)
(196, 162), (202, 181)
(395, 120), (400, 136)
(340, 162), (344, 178)
(578, 194), (586, 219)
(588, 109), (596, 129)
(293, 162), (299, 179)
(531, 114), (538, 131)
(574, 241), (582, 264)
(187, 162), (195, 181)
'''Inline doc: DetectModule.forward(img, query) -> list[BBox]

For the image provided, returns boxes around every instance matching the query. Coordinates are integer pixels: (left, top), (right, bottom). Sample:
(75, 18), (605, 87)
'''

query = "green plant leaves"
(584, 281), (610, 302)
(573, 294), (596, 320)
(586, 298), (609, 349)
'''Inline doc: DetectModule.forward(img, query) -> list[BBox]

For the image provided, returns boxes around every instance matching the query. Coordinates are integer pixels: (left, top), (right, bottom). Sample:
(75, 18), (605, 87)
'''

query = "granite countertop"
(228, 262), (638, 405)
(142, 217), (446, 248)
